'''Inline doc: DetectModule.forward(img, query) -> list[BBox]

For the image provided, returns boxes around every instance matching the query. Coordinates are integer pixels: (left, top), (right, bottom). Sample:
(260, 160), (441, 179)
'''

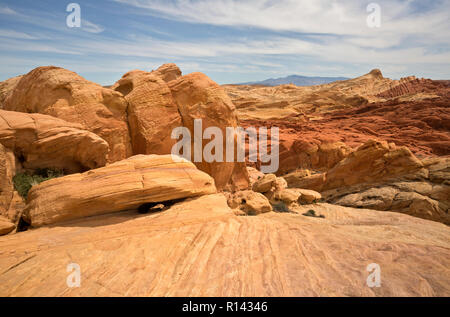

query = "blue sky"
(0, 0), (449, 85)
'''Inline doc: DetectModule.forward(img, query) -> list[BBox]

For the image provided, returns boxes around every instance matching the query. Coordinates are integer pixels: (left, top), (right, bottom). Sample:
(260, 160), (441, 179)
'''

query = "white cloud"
(82, 20), (105, 34)
(0, 6), (18, 15)
(0, 29), (39, 40)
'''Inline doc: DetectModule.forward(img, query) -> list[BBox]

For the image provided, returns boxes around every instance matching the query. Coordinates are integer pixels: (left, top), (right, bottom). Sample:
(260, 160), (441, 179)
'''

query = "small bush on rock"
(13, 168), (64, 199)
(272, 201), (292, 213)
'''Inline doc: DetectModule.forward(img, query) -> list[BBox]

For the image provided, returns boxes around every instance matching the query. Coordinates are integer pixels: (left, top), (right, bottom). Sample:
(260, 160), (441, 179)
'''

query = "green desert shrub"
(13, 168), (64, 199)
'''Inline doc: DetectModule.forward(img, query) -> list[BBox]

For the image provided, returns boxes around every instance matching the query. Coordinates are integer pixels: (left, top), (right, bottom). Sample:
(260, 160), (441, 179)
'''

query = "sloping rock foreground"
(0, 110), (109, 173)
(0, 194), (449, 296)
(24, 155), (216, 227)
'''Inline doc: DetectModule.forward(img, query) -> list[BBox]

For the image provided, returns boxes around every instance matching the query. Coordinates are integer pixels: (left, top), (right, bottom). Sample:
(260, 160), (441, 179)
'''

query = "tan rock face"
(0, 110), (109, 173)
(324, 139), (423, 191)
(252, 173), (276, 193)
(169, 72), (249, 190)
(3, 66), (132, 162)
(0, 215), (14, 236)
(297, 189), (322, 204)
(0, 76), (22, 108)
(110, 67), (249, 190)
(151, 63), (182, 83)
(112, 70), (183, 155)
(323, 157), (450, 224)
(0, 144), (16, 219)
(286, 139), (424, 192)
(227, 190), (272, 215)
(246, 167), (264, 187)
(1, 201), (449, 296)
(224, 69), (435, 121)
(24, 155), (217, 227)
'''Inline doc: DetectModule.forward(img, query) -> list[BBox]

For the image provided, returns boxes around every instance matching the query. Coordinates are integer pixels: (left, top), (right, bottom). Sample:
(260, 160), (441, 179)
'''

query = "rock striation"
(0, 199), (449, 296)
(112, 70), (182, 155)
(3, 66), (132, 162)
(24, 155), (217, 227)
(0, 109), (109, 173)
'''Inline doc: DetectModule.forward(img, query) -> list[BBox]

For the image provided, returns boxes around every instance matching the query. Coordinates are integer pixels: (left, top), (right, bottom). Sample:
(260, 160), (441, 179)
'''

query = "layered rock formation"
(0, 75), (21, 107)
(112, 70), (182, 155)
(1, 199), (449, 296)
(0, 215), (14, 236)
(0, 144), (16, 219)
(0, 110), (109, 173)
(112, 67), (249, 191)
(0, 64), (448, 297)
(231, 71), (450, 159)
(224, 69), (435, 121)
(285, 140), (449, 224)
(151, 63), (182, 83)
(322, 157), (450, 225)
(24, 155), (216, 227)
(169, 72), (249, 190)
(3, 66), (132, 162)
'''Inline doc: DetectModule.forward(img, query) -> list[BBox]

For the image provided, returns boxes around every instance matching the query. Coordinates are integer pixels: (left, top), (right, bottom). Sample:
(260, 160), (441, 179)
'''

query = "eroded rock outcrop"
(151, 63), (182, 83)
(0, 76), (21, 108)
(112, 70), (182, 155)
(24, 155), (217, 227)
(0, 110), (109, 173)
(168, 72), (249, 190)
(285, 140), (448, 224)
(0, 144), (16, 219)
(0, 216), (14, 236)
(111, 67), (249, 190)
(3, 66), (132, 162)
(227, 190), (272, 215)
(323, 157), (450, 224)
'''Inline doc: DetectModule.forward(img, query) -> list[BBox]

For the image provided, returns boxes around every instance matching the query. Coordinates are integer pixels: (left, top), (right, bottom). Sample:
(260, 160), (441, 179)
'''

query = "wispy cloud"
(0, 0), (449, 84)
(0, 29), (39, 40)
(0, 6), (18, 15)
(82, 20), (105, 34)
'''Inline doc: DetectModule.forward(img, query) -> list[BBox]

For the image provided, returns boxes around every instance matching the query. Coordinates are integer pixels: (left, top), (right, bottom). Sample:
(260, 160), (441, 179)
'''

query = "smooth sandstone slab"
(0, 199), (449, 296)
(24, 155), (216, 227)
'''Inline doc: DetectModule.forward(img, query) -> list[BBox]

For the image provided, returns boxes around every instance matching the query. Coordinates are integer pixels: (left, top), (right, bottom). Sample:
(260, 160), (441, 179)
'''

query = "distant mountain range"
(236, 74), (350, 86)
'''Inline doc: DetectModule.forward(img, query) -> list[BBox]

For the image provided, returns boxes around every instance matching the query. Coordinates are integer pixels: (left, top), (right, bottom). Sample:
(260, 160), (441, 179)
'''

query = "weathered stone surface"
(0, 144), (17, 220)
(151, 63), (182, 83)
(0, 201), (449, 296)
(297, 189), (322, 204)
(246, 167), (264, 187)
(321, 157), (450, 224)
(324, 139), (423, 191)
(0, 110), (109, 173)
(24, 155), (217, 227)
(252, 174), (276, 193)
(3, 66), (132, 162)
(169, 72), (249, 190)
(227, 190), (272, 215)
(0, 76), (21, 108)
(112, 70), (182, 155)
(5, 191), (25, 227)
(271, 188), (301, 205)
(285, 173), (327, 192)
(0, 216), (14, 236)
